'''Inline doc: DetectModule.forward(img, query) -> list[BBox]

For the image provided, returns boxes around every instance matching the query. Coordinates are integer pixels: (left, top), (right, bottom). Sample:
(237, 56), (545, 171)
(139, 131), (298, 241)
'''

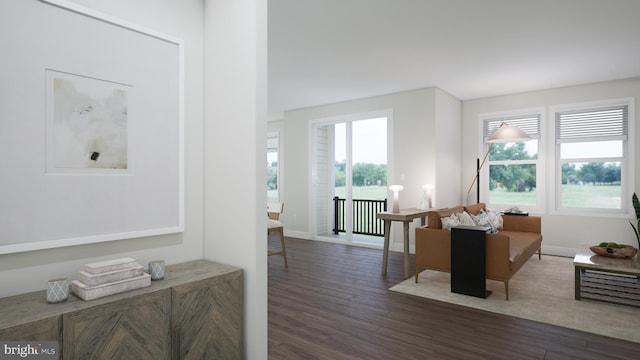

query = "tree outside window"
(484, 115), (540, 207)
(555, 103), (629, 211)
(267, 133), (279, 201)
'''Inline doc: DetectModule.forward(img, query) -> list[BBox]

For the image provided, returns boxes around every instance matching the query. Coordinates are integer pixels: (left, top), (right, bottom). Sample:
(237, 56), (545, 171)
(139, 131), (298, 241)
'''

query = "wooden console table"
(0, 260), (243, 359)
(574, 252), (640, 308)
(377, 208), (429, 278)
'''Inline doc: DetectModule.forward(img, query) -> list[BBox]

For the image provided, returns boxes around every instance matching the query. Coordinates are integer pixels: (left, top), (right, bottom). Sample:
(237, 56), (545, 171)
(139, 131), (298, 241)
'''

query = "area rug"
(389, 255), (640, 343)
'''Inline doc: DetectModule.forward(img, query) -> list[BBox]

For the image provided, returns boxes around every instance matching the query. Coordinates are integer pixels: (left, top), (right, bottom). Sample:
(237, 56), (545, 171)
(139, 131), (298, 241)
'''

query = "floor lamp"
(466, 123), (532, 204)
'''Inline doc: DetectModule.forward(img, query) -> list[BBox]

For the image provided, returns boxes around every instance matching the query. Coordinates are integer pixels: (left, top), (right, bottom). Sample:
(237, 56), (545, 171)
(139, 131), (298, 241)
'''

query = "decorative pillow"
(470, 209), (498, 233)
(485, 208), (503, 230)
(456, 211), (476, 226)
(440, 213), (460, 231)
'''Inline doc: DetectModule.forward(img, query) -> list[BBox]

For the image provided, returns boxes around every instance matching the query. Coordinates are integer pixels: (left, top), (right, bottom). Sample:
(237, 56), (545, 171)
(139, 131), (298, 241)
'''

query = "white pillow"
(441, 213), (460, 231)
(456, 211), (476, 226)
(470, 209), (498, 233)
(485, 208), (503, 230)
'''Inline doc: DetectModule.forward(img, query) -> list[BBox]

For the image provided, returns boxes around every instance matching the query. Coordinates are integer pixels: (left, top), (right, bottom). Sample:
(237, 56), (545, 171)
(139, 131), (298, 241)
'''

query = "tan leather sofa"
(415, 203), (542, 300)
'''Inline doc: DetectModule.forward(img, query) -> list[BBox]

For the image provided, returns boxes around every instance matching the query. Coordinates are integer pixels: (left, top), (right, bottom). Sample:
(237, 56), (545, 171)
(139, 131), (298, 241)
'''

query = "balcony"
(332, 196), (387, 240)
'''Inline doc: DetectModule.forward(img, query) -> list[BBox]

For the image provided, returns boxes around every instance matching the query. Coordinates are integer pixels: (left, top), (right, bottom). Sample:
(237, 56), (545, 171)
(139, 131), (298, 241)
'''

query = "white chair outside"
(267, 202), (287, 267)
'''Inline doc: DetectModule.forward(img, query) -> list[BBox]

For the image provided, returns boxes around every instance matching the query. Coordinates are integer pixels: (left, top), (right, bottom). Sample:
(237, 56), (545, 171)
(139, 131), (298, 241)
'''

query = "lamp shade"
(389, 185), (403, 213)
(486, 122), (532, 143)
(467, 122), (532, 204)
(388, 185), (404, 192)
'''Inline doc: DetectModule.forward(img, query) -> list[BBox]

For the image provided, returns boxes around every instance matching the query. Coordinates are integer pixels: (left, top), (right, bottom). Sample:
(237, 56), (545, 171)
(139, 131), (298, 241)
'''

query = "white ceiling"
(268, 0), (640, 119)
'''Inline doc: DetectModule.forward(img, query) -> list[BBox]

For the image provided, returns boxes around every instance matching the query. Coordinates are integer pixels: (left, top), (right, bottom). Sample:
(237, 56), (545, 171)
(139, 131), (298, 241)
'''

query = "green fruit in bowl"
(598, 242), (626, 248)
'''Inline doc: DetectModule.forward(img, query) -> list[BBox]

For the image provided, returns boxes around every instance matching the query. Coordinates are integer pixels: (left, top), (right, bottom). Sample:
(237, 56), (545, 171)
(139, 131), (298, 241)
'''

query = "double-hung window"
(483, 113), (541, 209)
(267, 132), (280, 201)
(554, 100), (632, 213)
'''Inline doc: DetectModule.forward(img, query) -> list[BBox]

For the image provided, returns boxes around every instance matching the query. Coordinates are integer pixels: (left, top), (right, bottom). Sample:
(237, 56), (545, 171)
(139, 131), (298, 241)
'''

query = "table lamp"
(417, 184), (433, 210)
(389, 185), (404, 213)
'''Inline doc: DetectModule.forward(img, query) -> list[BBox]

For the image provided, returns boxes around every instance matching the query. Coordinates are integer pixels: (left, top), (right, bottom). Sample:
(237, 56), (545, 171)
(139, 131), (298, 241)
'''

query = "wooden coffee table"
(574, 251), (640, 307)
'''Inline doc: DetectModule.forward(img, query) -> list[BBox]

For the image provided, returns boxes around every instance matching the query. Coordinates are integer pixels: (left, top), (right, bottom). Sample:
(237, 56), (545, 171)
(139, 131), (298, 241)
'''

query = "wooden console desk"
(377, 208), (429, 279)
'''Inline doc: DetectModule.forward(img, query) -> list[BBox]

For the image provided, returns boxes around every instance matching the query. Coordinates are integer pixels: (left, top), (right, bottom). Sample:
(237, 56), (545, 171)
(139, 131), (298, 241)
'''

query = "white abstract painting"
(48, 71), (129, 171)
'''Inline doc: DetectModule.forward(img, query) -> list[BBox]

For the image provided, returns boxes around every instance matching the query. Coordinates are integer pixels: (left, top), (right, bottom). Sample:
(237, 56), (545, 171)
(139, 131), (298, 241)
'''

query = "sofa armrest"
(415, 226), (451, 272)
(485, 233), (511, 279)
(502, 215), (541, 234)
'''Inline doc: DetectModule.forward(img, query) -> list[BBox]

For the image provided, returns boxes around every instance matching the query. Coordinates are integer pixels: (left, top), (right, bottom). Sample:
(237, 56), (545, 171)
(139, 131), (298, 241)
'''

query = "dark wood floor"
(268, 237), (640, 359)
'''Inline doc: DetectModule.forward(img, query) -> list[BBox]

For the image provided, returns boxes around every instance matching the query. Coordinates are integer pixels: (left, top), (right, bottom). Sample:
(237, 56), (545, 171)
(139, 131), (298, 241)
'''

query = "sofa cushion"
(437, 210), (477, 230)
(428, 206), (465, 229)
(440, 213), (459, 230)
(457, 211), (476, 226)
(464, 203), (485, 215)
(500, 230), (542, 269)
(486, 208), (504, 230)
(470, 209), (498, 233)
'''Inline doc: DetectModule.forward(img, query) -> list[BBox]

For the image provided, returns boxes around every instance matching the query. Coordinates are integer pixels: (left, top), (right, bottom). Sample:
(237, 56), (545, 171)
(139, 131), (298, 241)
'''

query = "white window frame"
(267, 131), (280, 202)
(551, 97), (635, 217)
(478, 108), (545, 213)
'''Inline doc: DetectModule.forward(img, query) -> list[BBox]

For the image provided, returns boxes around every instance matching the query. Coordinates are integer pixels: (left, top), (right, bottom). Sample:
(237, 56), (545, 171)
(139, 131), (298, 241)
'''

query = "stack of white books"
(71, 258), (151, 301)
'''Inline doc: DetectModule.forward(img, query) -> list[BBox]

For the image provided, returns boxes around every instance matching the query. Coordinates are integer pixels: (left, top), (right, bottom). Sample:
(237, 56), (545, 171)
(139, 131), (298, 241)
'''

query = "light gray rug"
(390, 255), (640, 343)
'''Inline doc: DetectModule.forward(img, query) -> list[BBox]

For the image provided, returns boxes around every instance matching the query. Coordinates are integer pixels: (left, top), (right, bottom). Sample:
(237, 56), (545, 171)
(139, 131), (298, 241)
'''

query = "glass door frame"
(308, 109), (394, 244)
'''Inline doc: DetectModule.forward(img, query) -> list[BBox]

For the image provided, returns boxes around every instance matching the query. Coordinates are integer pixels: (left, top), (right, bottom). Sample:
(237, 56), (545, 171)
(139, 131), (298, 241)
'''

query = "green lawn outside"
(560, 184), (621, 209)
(334, 186), (387, 200)
(490, 184), (621, 209)
(489, 188), (536, 206)
(318, 184), (621, 209)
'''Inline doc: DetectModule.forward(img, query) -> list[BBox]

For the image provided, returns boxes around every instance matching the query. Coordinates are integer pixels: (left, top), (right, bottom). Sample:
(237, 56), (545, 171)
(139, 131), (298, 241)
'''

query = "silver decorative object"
(149, 260), (165, 280)
(47, 278), (69, 303)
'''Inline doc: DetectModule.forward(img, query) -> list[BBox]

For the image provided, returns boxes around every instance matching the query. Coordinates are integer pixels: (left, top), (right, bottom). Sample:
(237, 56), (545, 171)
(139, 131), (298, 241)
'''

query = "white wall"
(0, 0), (204, 296)
(278, 88), (461, 252)
(435, 88), (463, 208)
(204, 0), (268, 359)
(462, 78), (640, 256)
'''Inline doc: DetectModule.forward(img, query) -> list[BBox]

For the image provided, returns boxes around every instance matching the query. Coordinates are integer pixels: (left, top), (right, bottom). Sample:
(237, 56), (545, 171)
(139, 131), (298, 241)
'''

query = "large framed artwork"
(46, 70), (131, 174)
(0, 0), (184, 254)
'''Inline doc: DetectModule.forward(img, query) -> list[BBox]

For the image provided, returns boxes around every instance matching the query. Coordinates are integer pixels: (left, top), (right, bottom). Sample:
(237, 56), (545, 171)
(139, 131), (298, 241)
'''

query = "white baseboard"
(282, 229), (415, 252)
(281, 229), (311, 240)
(541, 245), (581, 257)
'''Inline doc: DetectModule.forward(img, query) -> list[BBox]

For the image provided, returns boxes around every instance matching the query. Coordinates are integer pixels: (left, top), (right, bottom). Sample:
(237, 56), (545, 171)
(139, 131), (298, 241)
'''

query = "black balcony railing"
(333, 196), (387, 237)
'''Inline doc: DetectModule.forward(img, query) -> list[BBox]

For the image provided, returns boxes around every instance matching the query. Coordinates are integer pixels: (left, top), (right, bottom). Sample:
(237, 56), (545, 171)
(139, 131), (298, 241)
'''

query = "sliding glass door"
(310, 112), (389, 245)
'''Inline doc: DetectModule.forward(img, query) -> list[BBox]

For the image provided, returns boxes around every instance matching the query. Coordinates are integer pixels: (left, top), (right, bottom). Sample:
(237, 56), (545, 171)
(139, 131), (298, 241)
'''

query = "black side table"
(451, 225), (491, 298)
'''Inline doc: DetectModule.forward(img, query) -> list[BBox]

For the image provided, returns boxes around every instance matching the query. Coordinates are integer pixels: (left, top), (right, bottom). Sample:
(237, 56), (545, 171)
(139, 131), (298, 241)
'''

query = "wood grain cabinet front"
(63, 289), (172, 360)
(0, 260), (243, 360)
(0, 316), (61, 342)
(172, 271), (243, 359)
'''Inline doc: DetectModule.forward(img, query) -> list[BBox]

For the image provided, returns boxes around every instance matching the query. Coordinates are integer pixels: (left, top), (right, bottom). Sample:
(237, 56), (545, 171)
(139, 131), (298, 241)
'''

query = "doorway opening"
(310, 110), (391, 247)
